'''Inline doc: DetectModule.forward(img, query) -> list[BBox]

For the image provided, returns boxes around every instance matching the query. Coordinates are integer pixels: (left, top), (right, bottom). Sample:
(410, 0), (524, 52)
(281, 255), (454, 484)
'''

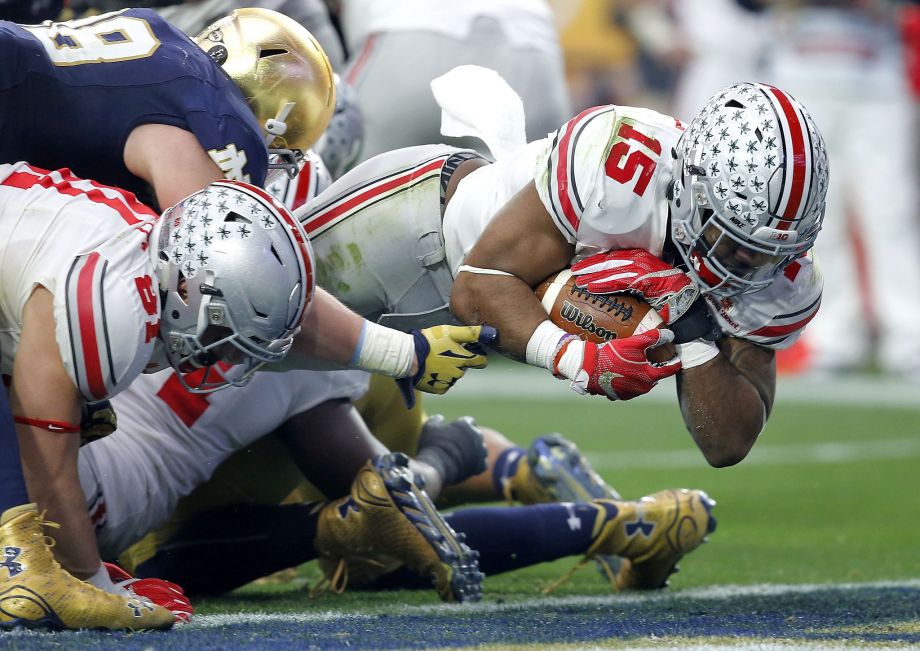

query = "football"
(534, 269), (675, 362)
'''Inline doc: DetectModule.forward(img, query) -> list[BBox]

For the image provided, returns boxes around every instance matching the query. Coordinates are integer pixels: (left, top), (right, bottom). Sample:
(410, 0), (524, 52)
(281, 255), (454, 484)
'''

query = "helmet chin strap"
(143, 336), (170, 373)
(264, 101), (295, 146)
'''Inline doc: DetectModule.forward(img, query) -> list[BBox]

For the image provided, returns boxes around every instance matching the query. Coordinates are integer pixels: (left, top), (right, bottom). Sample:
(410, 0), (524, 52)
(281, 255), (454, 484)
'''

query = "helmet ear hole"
(176, 271), (189, 305)
(260, 48), (287, 58)
(224, 211), (251, 224)
(268, 243), (283, 266)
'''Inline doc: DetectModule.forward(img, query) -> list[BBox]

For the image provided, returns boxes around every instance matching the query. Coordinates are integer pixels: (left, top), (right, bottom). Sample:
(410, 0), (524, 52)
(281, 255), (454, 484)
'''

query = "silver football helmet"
(313, 74), (365, 180)
(669, 82), (829, 297)
(147, 180), (315, 392)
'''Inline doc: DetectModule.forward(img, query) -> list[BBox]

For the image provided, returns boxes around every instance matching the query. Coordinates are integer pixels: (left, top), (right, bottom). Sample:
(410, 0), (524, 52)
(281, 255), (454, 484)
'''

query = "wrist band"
(353, 320), (415, 378)
(14, 416), (81, 433)
(525, 320), (570, 370)
(553, 336), (585, 381)
(675, 338), (720, 369)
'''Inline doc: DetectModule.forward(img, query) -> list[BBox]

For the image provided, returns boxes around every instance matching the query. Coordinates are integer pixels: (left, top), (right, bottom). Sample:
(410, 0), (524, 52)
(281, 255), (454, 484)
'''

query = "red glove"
(105, 562), (194, 624)
(554, 329), (680, 401)
(571, 249), (699, 324)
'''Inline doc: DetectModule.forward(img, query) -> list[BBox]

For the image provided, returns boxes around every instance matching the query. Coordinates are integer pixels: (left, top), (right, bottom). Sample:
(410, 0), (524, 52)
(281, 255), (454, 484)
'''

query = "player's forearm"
(292, 287), (418, 377)
(19, 430), (101, 577)
(675, 341), (774, 467)
(450, 272), (548, 362)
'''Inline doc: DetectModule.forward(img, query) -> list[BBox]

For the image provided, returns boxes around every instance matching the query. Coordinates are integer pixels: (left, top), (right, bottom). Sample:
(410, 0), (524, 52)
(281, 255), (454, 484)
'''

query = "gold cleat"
(505, 435), (624, 578)
(0, 504), (174, 631)
(505, 434), (622, 504)
(545, 489), (716, 593)
(313, 453), (483, 603)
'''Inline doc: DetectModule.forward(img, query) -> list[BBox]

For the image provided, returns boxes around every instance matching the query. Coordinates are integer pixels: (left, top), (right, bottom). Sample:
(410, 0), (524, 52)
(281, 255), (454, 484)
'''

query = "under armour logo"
(424, 374), (457, 390)
(625, 517), (655, 537)
(1, 546), (25, 577)
(437, 350), (478, 361)
(127, 599), (156, 618)
(337, 498), (360, 519)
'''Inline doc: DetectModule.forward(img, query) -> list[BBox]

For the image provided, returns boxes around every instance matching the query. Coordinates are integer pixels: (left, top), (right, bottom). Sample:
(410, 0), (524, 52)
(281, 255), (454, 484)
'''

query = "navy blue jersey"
(0, 9), (267, 205)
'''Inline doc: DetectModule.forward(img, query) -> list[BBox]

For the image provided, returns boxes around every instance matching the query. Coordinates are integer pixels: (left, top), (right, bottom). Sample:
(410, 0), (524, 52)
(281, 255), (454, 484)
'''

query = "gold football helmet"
(195, 8), (336, 174)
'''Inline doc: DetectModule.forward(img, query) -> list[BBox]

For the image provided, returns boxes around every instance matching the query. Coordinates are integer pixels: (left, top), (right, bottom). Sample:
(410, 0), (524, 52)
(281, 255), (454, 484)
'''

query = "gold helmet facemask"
(195, 8), (336, 177)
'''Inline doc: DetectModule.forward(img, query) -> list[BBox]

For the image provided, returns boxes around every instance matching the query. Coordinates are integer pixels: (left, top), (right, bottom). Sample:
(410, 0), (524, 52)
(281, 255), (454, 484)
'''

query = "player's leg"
(375, 490), (717, 593)
(129, 401), (484, 601)
(793, 99), (868, 374)
(460, 15), (571, 143)
(135, 452), (482, 602)
(439, 428), (621, 507)
(354, 375), (487, 494)
(300, 144), (472, 329)
(351, 368), (620, 508)
(0, 292), (172, 631)
(344, 16), (570, 162)
(849, 91), (920, 376)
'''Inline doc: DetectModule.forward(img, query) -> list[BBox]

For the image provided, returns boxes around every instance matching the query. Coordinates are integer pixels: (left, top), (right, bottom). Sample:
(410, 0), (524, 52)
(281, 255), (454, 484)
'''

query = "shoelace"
(309, 556), (394, 598)
(541, 553), (620, 595)
(309, 558), (349, 598)
(36, 510), (61, 549)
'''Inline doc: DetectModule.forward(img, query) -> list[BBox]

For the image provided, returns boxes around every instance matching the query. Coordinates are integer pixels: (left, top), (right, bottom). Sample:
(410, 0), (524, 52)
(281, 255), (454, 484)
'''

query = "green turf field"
(429, 390), (920, 590)
(183, 373), (917, 650)
(3, 372), (918, 649)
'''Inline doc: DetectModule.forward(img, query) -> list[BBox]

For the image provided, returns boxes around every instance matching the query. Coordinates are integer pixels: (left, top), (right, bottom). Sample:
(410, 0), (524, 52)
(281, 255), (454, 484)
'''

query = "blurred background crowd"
(1, 0), (918, 381)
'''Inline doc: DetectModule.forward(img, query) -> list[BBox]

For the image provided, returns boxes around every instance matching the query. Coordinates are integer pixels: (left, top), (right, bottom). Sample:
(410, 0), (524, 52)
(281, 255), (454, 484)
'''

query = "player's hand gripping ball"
(535, 269), (676, 364)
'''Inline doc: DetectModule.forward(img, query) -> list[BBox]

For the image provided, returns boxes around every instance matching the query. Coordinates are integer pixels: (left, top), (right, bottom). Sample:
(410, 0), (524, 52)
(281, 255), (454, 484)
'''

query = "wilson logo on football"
(560, 301), (618, 342)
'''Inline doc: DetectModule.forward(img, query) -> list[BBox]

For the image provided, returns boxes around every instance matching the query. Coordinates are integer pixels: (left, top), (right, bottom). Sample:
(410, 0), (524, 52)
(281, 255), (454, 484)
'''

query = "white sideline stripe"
(189, 580), (920, 628)
(441, 368), (920, 408)
(585, 437), (920, 470)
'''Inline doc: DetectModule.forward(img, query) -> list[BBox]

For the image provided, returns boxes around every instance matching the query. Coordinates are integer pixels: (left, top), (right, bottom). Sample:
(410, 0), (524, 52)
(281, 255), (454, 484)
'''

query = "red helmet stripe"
(765, 86), (810, 228)
(291, 163), (314, 210)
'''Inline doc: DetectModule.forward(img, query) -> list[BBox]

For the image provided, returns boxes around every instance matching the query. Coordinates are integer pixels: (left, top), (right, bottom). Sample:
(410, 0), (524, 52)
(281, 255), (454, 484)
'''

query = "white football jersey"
(265, 149), (332, 212)
(447, 105), (822, 349)
(80, 367), (369, 558)
(340, 0), (558, 54)
(0, 163), (160, 400)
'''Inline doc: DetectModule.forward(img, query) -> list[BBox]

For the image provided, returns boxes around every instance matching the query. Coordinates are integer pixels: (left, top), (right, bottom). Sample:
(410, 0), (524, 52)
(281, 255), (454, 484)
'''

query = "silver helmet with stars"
(669, 82), (829, 297)
(148, 180), (315, 392)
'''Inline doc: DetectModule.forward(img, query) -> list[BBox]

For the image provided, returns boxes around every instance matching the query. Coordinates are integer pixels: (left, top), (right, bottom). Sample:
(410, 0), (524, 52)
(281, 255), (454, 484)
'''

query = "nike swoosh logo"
(598, 371), (625, 399)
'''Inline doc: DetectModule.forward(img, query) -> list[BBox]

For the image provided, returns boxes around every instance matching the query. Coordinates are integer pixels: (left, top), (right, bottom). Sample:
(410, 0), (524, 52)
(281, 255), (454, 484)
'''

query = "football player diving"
(293, 76), (828, 470)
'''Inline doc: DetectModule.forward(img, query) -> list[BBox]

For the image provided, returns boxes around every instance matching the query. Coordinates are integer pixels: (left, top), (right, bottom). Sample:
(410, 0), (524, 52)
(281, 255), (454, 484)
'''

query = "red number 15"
(604, 123), (662, 197)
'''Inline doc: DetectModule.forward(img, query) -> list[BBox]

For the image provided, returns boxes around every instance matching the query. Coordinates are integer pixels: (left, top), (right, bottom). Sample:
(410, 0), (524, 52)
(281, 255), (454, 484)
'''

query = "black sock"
(490, 446), (525, 496)
(135, 502), (321, 595)
(444, 502), (613, 576)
